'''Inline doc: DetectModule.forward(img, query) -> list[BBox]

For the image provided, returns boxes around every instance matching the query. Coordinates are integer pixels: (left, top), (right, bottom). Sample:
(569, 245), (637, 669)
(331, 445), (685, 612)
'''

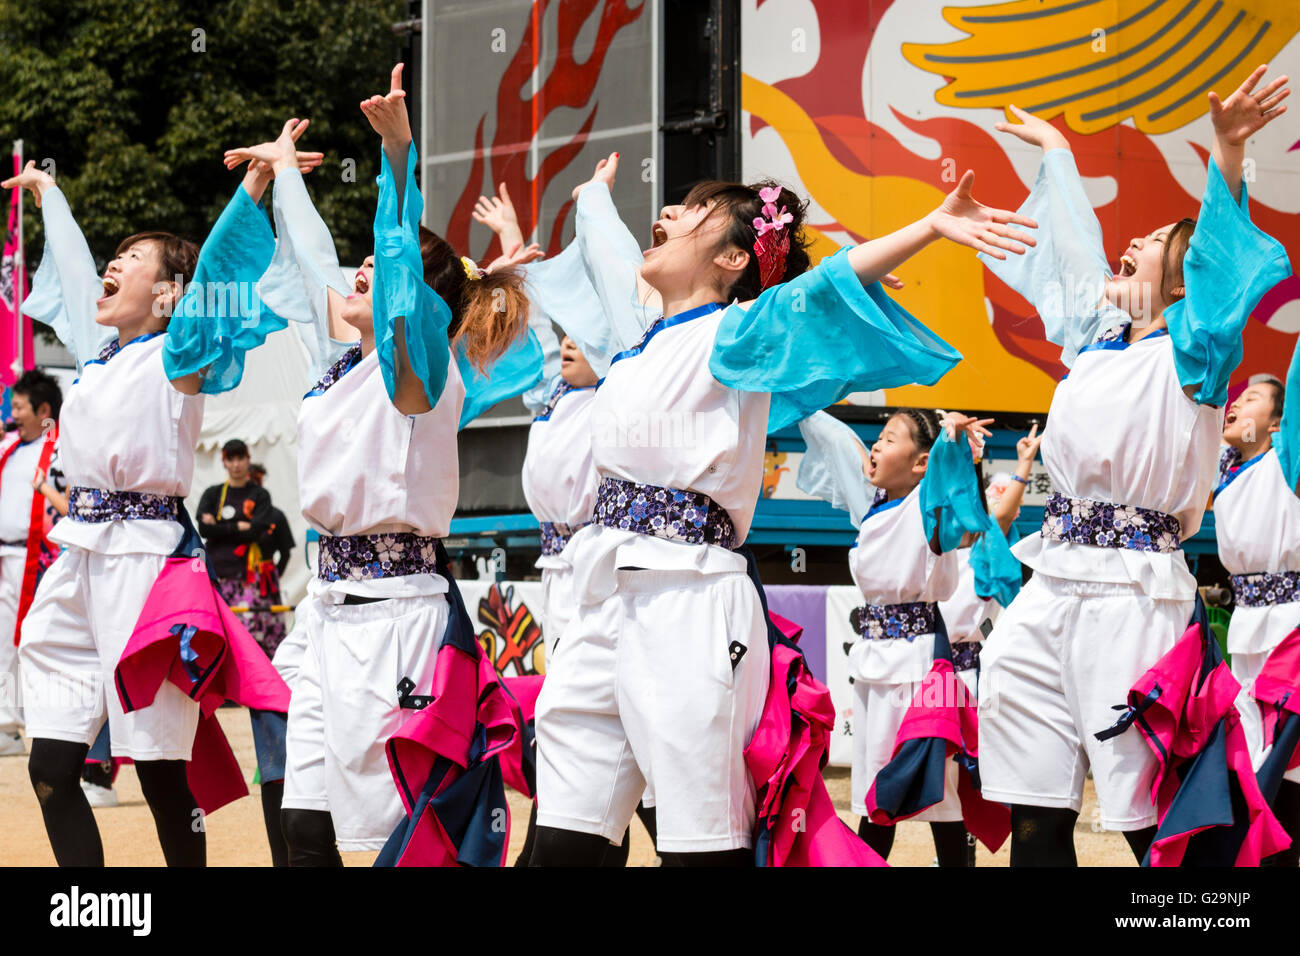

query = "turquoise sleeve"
(710, 248), (961, 432)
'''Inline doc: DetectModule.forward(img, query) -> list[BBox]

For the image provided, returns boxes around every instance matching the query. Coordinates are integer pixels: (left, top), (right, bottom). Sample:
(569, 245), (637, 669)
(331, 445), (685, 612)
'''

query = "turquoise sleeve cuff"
(1167, 159), (1292, 407)
(710, 248), (961, 433)
(457, 328), (545, 429)
(371, 141), (452, 408)
(162, 185), (285, 393)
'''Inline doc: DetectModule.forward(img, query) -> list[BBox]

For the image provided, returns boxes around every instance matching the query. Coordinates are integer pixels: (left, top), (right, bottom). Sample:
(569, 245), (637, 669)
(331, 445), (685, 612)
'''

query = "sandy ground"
(0, 707), (1136, 866)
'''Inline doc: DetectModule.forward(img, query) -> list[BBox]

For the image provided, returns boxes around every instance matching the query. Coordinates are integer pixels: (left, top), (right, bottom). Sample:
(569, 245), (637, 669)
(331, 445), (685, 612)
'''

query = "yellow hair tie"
(461, 256), (482, 281)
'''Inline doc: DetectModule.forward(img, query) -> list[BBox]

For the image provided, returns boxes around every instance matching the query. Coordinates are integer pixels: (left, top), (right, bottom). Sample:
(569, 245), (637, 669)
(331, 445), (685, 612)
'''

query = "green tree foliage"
(0, 0), (405, 271)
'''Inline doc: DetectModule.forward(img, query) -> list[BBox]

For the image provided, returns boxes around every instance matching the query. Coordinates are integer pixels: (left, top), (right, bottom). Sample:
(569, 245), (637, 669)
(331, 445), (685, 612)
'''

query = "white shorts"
(540, 565), (575, 662)
(0, 550), (25, 733)
(851, 663), (976, 821)
(279, 591), (449, 852)
(1232, 648), (1300, 787)
(978, 572), (1190, 830)
(535, 567), (769, 853)
(19, 547), (200, 760)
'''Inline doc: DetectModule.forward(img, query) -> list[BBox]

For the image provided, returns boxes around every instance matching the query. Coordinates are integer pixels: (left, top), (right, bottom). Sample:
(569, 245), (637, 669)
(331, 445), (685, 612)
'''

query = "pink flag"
(0, 149), (32, 387)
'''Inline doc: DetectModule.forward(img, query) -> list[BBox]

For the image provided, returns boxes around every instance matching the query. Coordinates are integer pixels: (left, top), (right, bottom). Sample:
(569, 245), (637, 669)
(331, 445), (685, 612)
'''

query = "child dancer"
(797, 407), (1016, 865)
(3, 135), (315, 865)
(1215, 343), (1300, 864)
(975, 66), (1292, 865)
(228, 66), (534, 864)
(530, 151), (1034, 865)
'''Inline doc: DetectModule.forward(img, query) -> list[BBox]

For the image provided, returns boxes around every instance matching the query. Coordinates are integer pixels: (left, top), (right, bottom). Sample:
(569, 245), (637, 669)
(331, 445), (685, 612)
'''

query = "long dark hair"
(679, 179), (812, 301)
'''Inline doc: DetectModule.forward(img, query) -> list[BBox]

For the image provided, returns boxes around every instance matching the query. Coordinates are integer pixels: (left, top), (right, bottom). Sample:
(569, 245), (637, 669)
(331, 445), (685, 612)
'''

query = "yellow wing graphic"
(903, 0), (1300, 135)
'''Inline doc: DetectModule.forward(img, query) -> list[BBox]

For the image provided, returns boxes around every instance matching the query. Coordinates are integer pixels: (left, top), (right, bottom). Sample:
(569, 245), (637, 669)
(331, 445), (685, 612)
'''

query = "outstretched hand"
(485, 241), (545, 275)
(928, 170), (1037, 260)
(941, 411), (994, 458)
(994, 104), (1069, 153)
(1210, 64), (1290, 146)
(473, 183), (521, 236)
(571, 152), (619, 202)
(360, 63), (411, 147)
(1016, 422), (1043, 465)
(223, 118), (323, 176)
(1, 160), (56, 207)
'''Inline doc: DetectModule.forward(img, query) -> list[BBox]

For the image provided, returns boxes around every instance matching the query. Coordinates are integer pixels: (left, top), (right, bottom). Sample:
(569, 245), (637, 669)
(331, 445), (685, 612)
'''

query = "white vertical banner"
(824, 585), (860, 767)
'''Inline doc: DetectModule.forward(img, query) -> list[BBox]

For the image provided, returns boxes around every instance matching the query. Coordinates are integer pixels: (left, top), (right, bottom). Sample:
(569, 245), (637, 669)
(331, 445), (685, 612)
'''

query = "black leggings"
(529, 824), (746, 867)
(858, 818), (975, 867)
(29, 738), (205, 867)
(1008, 804), (1155, 866)
(281, 808), (344, 867)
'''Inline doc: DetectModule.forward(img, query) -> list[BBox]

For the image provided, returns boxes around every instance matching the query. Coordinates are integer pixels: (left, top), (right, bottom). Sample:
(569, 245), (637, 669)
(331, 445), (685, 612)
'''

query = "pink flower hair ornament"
(752, 186), (794, 292)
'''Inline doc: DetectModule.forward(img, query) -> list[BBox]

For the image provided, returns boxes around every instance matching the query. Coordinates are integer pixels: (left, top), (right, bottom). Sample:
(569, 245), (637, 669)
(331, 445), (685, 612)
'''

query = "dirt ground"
(0, 707), (1136, 866)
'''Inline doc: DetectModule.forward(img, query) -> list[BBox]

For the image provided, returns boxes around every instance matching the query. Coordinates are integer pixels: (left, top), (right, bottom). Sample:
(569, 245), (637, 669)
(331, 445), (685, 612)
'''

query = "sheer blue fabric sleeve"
(920, 431), (1021, 602)
(710, 248), (961, 432)
(977, 149), (1128, 368)
(520, 237), (616, 381)
(970, 522), (1022, 607)
(519, 306), (562, 416)
(574, 183), (658, 355)
(21, 186), (113, 370)
(256, 168), (355, 385)
(162, 186), (285, 392)
(1165, 160), (1292, 408)
(1275, 337), (1300, 493)
(371, 142), (452, 409)
(456, 329), (544, 428)
(795, 411), (875, 529)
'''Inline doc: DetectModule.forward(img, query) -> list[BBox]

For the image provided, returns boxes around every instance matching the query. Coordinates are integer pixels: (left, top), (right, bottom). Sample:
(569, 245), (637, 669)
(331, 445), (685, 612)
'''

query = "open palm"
(930, 170), (1037, 260)
(1210, 65), (1290, 146)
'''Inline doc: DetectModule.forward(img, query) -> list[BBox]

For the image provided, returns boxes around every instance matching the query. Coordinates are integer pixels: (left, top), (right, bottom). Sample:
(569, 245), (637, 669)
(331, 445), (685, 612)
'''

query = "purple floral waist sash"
(850, 601), (936, 642)
(593, 477), (737, 550)
(1040, 493), (1181, 554)
(1231, 571), (1300, 608)
(318, 531), (441, 583)
(68, 487), (181, 523)
(539, 520), (590, 557)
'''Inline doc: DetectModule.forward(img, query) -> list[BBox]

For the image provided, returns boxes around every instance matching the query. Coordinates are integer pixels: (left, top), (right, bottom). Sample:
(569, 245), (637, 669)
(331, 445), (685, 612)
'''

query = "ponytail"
(419, 225), (530, 372)
(452, 271), (530, 373)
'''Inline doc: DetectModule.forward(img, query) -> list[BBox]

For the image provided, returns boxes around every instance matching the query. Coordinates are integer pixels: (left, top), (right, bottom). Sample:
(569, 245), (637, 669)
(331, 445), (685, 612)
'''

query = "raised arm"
(1167, 69), (1292, 408)
(4, 162), (112, 370)
(980, 106), (1127, 367)
(164, 137), (323, 395)
(845, 168), (1035, 285)
(1209, 65), (1290, 204)
(920, 414), (1022, 604)
(795, 411), (877, 529)
(573, 154), (660, 351)
(362, 64), (452, 416)
(991, 423), (1042, 535)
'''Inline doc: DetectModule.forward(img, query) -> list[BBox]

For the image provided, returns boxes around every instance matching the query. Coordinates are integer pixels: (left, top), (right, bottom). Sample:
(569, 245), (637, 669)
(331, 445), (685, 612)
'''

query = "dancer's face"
(340, 256), (375, 332)
(97, 239), (177, 328)
(640, 200), (744, 303)
(1223, 381), (1281, 451)
(559, 335), (597, 387)
(9, 391), (49, 443)
(1103, 221), (1180, 324)
(867, 415), (928, 497)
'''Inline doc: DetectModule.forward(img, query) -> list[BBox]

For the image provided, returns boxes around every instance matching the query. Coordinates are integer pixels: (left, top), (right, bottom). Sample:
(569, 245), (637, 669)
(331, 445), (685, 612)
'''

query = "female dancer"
(3, 134), (316, 865)
(1214, 343), (1300, 864)
(975, 66), (1292, 865)
(227, 65), (534, 864)
(530, 151), (1035, 865)
(797, 407), (1017, 865)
